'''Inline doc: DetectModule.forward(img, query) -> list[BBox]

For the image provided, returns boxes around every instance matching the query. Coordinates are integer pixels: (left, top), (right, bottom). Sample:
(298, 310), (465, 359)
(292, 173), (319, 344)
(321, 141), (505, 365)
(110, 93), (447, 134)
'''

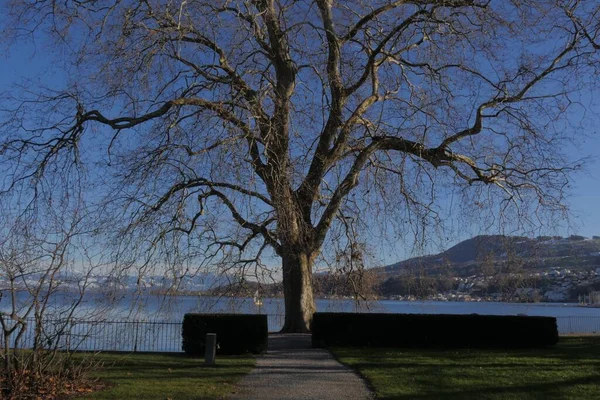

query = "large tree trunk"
(280, 250), (316, 333)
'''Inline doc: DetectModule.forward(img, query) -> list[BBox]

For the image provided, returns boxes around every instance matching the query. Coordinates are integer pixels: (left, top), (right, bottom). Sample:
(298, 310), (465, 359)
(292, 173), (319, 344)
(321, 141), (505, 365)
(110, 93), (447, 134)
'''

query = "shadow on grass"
(333, 337), (600, 400)
(94, 354), (251, 375)
(78, 353), (255, 399)
(378, 375), (600, 400)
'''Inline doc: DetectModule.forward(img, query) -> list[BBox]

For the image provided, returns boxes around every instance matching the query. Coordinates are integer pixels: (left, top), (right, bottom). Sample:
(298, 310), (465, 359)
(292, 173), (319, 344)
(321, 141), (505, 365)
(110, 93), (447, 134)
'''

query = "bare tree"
(1, 0), (598, 332)
(0, 205), (104, 397)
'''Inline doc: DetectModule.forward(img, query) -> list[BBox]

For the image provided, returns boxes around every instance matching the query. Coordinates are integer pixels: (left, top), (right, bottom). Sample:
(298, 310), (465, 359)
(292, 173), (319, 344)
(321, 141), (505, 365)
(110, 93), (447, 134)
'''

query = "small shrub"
(312, 313), (558, 348)
(0, 350), (103, 399)
(182, 314), (268, 355)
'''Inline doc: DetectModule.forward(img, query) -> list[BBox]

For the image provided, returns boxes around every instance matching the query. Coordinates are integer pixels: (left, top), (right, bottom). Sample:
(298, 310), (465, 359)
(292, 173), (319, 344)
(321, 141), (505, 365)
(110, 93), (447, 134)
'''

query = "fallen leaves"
(1, 369), (108, 400)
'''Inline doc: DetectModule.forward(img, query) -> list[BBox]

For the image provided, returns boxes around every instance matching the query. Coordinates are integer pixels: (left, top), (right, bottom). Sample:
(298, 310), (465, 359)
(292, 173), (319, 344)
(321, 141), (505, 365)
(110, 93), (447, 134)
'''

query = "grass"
(331, 336), (600, 400)
(75, 352), (255, 400)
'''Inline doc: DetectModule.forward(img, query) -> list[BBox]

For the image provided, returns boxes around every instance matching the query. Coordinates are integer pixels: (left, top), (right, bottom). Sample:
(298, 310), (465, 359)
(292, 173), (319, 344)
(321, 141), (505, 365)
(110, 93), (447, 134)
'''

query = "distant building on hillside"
(579, 291), (600, 305)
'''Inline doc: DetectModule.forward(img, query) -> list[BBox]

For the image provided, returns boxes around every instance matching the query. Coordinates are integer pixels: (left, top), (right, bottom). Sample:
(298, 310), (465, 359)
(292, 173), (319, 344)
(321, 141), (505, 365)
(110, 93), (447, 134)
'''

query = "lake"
(103, 294), (600, 320)
(23, 291), (597, 322)
(3, 293), (599, 352)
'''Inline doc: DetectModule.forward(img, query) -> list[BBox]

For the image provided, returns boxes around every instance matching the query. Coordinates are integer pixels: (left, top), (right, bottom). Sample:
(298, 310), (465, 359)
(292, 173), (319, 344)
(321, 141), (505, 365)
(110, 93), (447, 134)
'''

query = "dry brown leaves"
(0, 370), (108, 399)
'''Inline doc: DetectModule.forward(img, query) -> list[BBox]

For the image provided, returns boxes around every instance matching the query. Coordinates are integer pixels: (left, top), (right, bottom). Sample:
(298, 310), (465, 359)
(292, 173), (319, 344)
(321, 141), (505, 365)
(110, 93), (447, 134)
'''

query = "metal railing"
(4, 319), (183, 352)
(2, 314), (285, 353)
(556, 316), (600, 335)
(2, 314), (598, 353)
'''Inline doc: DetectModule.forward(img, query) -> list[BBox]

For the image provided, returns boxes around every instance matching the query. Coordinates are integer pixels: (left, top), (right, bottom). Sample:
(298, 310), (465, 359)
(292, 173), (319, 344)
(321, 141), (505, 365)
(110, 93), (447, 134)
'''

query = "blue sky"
(1, 26), (600, 265)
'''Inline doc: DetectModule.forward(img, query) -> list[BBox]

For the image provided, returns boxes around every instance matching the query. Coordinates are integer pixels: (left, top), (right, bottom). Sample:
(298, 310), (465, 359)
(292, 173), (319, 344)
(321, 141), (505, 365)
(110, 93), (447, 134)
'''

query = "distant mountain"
(0, 271), (227, 294)
(381, 235), (600, 278)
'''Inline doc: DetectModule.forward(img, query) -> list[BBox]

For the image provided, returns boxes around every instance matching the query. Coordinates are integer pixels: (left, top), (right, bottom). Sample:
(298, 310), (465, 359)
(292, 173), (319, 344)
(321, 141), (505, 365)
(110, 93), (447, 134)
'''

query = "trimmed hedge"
(312, 312), (558, 348)
(182, 313), (268, 355)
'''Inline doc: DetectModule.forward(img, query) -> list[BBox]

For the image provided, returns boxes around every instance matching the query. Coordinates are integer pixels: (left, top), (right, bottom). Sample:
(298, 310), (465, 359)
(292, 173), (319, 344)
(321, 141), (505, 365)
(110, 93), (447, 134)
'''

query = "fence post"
(133, 322), (139, 353)
(205, 333), (216, 365)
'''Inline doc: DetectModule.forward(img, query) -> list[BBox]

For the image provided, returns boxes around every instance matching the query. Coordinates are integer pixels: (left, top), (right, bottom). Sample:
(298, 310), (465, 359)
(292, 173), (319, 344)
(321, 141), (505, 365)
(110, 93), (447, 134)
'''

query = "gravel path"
(228, 334), (373, 400)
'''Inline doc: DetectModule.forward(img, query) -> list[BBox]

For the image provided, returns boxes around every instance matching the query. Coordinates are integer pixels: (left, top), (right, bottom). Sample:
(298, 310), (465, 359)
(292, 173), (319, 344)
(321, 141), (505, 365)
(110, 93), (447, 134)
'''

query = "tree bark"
(280, 250), (316, 333)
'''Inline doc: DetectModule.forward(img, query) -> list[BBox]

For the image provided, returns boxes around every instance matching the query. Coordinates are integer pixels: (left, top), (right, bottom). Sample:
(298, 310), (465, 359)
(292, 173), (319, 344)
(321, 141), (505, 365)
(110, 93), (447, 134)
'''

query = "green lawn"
(76, 352), (254, 400)
(332, 336), (600, 400)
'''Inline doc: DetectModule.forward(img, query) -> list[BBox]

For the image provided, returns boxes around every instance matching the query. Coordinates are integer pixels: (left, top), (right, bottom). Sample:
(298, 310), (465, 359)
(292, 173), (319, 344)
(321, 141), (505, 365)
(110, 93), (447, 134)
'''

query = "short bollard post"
(205, 333), (216, 365)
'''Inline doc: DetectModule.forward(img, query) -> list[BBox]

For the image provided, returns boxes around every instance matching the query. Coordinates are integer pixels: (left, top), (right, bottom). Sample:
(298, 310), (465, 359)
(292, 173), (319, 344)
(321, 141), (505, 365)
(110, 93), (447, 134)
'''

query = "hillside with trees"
(376, 235), (600, 301)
